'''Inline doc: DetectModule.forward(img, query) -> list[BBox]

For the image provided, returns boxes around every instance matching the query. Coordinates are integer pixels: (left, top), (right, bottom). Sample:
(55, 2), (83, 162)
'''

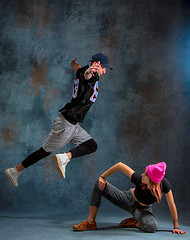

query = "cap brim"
(102, 63), (113, 70)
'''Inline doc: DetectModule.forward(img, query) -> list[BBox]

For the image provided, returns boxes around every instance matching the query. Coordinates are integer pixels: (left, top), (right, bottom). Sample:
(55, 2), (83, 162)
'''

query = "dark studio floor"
(0, 210), (189, 240)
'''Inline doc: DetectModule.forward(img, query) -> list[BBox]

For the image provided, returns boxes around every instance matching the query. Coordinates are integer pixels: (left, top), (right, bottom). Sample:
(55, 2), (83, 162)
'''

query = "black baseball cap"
(91, 53), (113, 69)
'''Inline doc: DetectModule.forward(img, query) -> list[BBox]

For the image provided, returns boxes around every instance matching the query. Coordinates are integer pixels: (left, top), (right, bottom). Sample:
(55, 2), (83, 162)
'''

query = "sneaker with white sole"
(54, 153), (70, 178)
(5, 167), (21, 187)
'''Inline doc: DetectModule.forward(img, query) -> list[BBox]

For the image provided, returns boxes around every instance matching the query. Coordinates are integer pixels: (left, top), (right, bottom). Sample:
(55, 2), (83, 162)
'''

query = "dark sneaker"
(119, 217), (138, 228)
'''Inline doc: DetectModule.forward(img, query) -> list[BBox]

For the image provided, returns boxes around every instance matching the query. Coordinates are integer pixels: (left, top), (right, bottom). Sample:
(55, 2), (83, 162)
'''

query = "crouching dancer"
(73, 162), (186, 234)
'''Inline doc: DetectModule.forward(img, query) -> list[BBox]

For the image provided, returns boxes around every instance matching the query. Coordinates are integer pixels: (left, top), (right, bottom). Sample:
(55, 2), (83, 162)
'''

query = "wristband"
(100, 176), (105, 179)
(174, 227), (179, 229)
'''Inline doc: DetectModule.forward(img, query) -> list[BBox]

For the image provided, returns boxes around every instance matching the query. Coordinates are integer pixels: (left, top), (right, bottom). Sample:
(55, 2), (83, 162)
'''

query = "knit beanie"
(146, 162), (166, 183)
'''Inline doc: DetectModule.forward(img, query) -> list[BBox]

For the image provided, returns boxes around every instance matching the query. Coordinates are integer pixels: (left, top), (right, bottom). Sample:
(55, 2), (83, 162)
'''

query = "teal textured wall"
(0, 0), (190, 216)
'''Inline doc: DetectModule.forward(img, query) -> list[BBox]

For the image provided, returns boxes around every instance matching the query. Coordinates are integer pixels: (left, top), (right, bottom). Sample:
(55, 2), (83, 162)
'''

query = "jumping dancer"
(5, 53), (112, 187)
(73, 162), (186, 235)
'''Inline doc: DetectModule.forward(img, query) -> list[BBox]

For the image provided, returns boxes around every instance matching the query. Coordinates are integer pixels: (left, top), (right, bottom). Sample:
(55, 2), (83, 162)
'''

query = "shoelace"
(60, 159), (66, 166)
(79, 221), (89, 227)
(60, 157), (70, 166)
(77, 220), (94, 228)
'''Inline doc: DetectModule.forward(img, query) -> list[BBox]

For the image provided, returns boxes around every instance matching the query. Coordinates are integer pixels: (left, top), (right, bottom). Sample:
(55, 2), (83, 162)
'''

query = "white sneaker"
(54, 153), (70, 178)
(5, 167), (21, 187)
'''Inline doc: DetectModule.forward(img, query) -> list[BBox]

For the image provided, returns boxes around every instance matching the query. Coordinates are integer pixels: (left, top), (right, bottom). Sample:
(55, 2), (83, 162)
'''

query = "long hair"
(149, 179), (162, 204)
(141, 179), (162, 204)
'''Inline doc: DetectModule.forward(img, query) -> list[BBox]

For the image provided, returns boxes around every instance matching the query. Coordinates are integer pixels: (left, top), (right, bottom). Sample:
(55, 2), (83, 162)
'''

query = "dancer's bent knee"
(70, 138), (98, 158)
(139, 218), (157, 233)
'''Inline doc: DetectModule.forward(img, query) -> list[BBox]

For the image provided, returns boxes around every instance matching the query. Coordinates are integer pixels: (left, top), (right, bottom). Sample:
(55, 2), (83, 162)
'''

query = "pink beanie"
(146, 162), (166, 183)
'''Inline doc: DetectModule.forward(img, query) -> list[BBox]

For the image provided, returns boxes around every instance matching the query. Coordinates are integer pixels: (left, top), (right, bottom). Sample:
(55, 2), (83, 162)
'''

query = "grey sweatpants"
(42, 114), (92, 152)
(90, 180), (157, 233)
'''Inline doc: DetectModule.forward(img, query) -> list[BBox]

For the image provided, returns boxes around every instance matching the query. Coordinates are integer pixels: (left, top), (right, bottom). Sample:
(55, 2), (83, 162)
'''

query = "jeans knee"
(94, 180), (99, 189)
(140, 219), (157, 233)
(94, 179), (105, 193)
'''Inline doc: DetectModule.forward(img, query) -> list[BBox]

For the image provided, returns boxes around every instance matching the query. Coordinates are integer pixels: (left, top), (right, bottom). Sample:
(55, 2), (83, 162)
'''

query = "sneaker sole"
(73, 227), (97, 231)
(5, 170), (18, 187)
(54, 155), (65, 179)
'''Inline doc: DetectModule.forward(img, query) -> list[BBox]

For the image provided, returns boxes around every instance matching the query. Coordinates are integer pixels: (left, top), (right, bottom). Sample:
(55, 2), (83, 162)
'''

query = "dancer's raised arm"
(101, 162), (134, 179)
(70, 57), (81, 72)
(98, 162), (134, 191)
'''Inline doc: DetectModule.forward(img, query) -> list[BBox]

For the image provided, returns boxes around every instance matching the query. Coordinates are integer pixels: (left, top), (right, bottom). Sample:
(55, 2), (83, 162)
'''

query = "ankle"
(15, 166), (22, 173)
(66, 152), (72, 160)
(15, 163), (25, 173)
(87, 218), (96, 224)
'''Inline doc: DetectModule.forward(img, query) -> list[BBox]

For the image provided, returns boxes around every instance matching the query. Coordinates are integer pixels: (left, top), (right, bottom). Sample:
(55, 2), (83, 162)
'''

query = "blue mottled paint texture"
(0, 0), (190, 219)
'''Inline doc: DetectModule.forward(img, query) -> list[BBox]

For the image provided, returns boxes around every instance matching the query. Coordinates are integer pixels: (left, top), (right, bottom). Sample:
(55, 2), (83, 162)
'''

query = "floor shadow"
(97, 226), (172, 232)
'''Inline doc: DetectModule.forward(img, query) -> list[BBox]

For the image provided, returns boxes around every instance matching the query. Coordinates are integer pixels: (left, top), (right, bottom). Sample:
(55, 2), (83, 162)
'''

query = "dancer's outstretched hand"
(98, 176), (107, 191)
(172, 228), (186, 234)
(70, 57), (78, 66)
(70, 57), (81, 72)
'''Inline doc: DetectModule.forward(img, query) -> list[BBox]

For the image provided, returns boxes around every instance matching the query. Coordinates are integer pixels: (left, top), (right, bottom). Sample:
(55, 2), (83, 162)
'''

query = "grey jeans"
(90, 180), (157, 233)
